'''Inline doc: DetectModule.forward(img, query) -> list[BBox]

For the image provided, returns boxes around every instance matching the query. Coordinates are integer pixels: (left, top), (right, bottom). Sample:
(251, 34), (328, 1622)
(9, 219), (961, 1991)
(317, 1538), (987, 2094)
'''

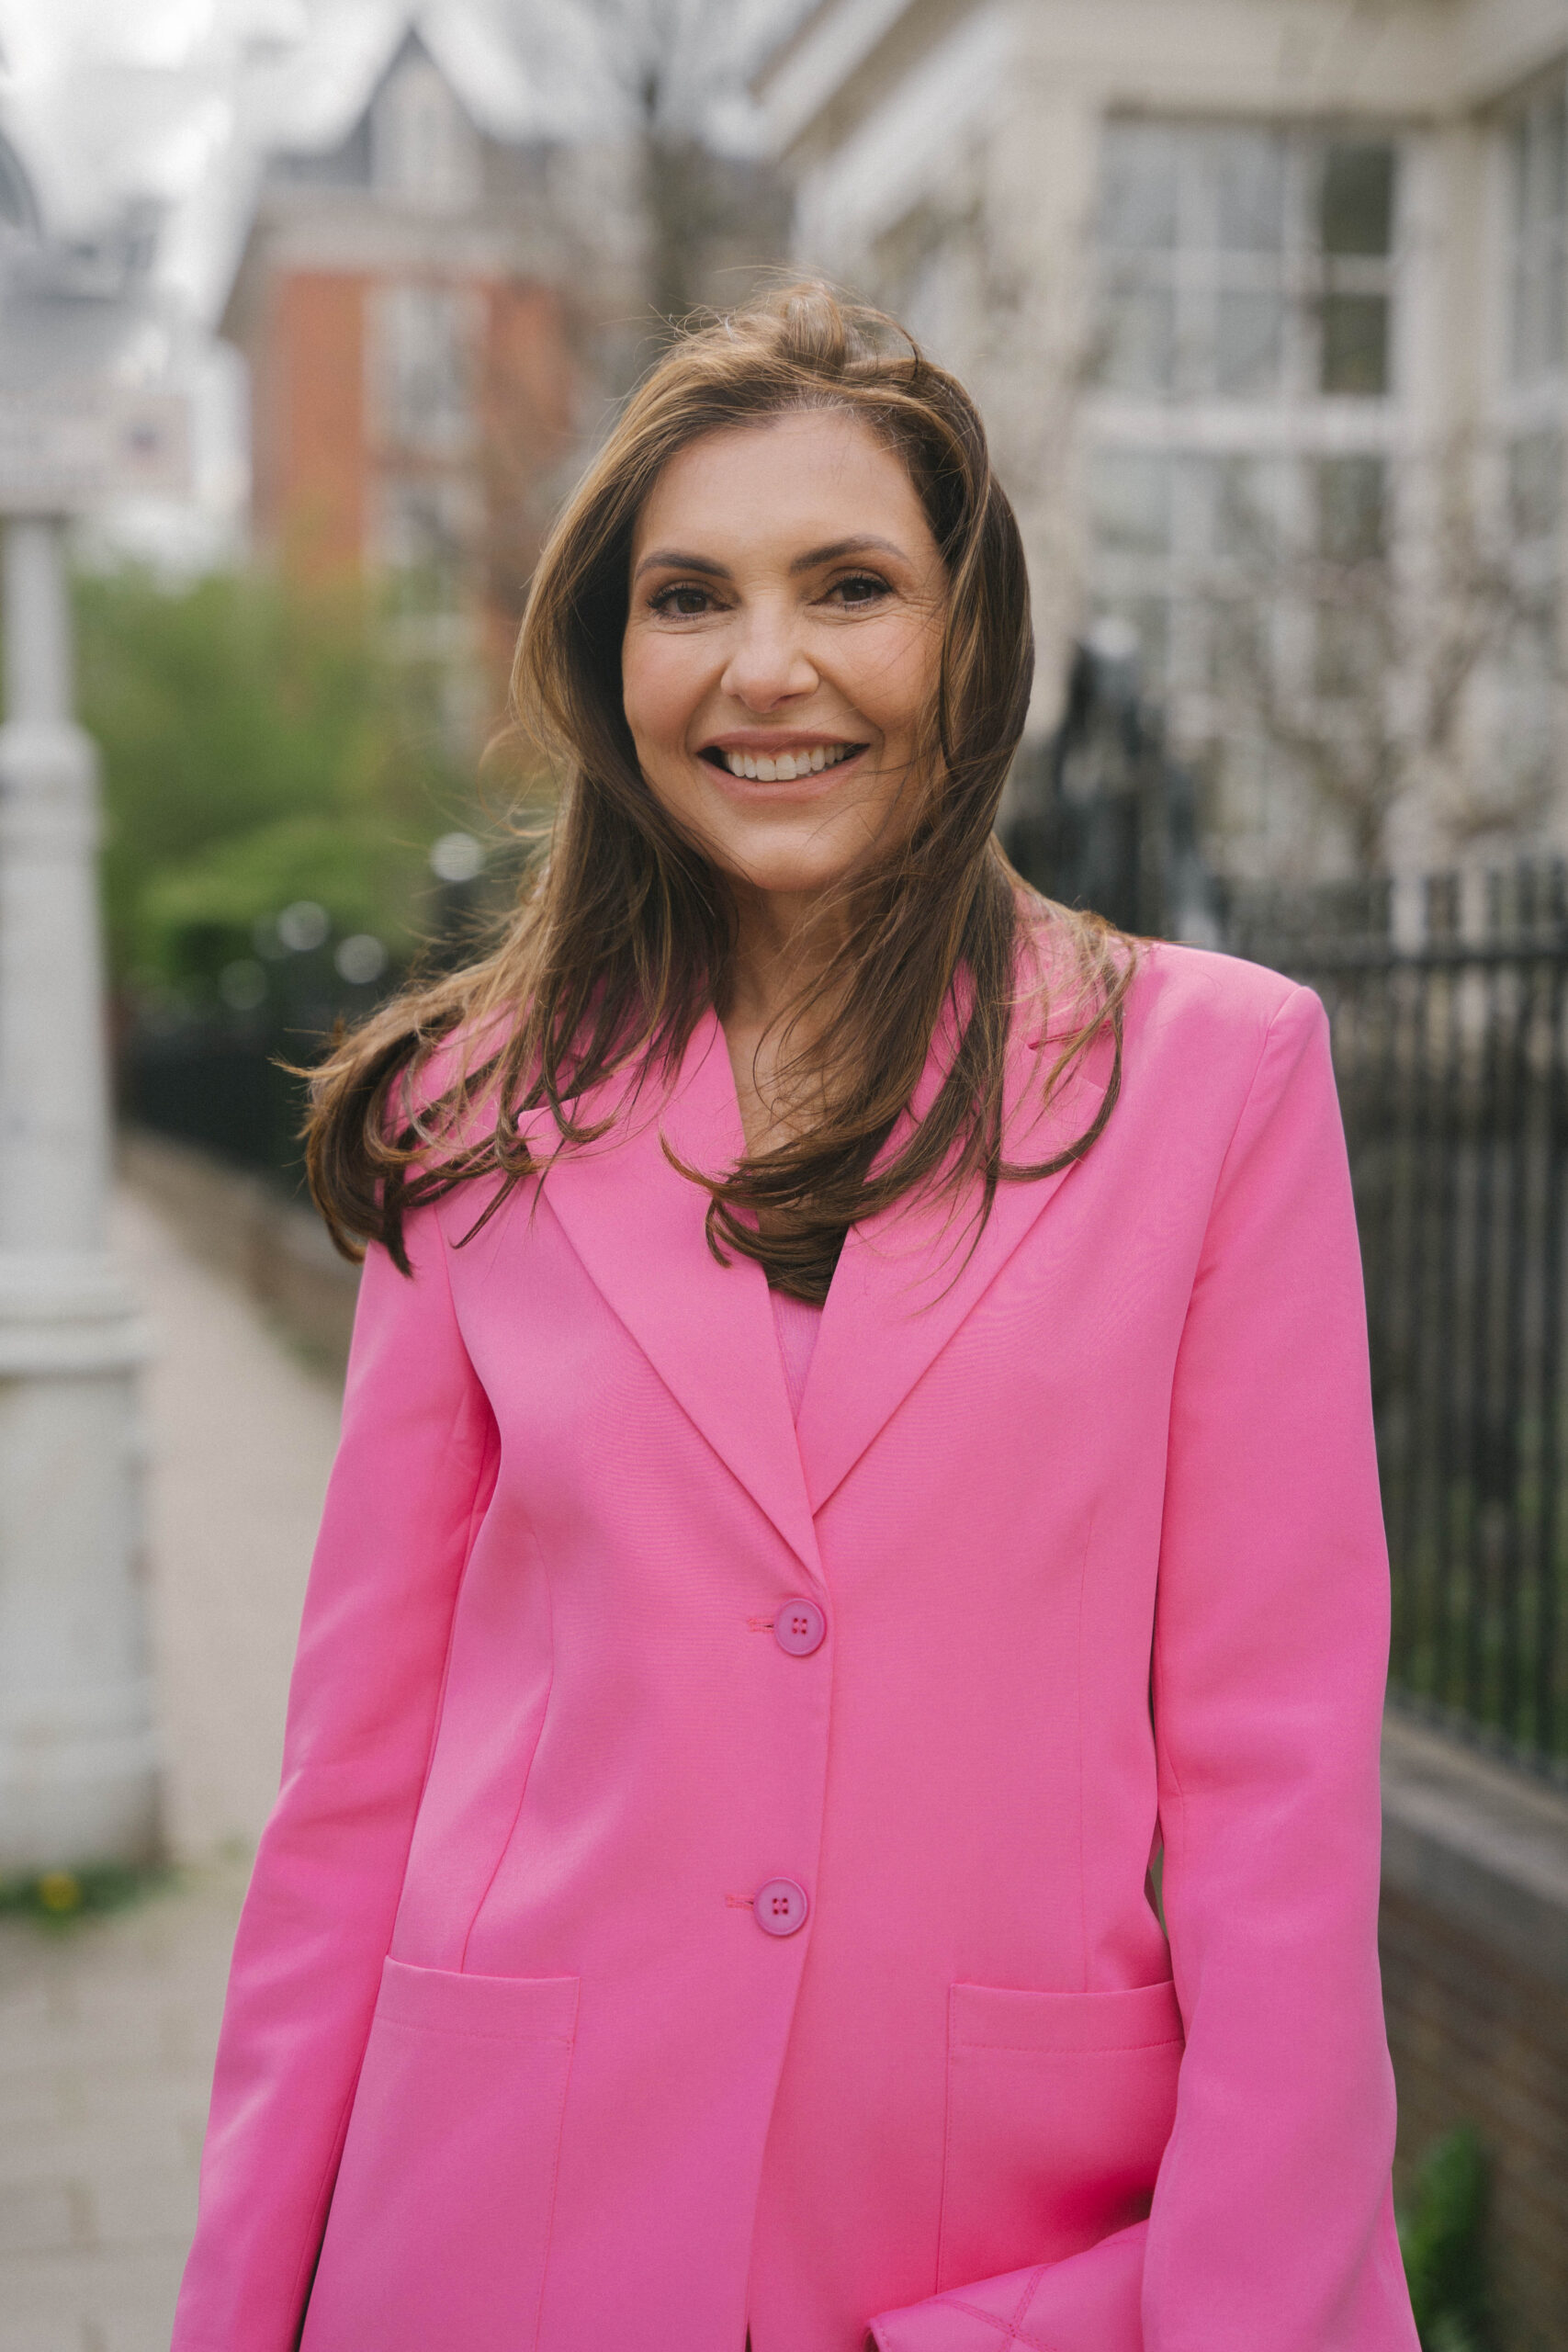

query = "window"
(1089, 116), (1405, 840)
(1097, 123), (1398, 405)
(1507, 81), (1568, 387)
(369, 284), (480, 459)
(1498, 75), (1568, 811)
(375, 476), (479, 620)
(370, 51), (481, 214)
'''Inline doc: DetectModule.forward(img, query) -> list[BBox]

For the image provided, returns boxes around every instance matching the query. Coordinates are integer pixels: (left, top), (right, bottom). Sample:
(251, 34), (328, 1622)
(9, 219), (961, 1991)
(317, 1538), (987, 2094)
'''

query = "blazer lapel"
(517, 1014), (823, 1580)
(794, 1005), (1115, 1516)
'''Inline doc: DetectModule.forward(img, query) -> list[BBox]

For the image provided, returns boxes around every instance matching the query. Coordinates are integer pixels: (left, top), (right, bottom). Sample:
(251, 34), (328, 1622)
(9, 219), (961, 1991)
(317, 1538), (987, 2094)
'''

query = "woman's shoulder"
(1020, 906), (1313, 1051)
(1117, 936), (1331, 1137)
(1130, 935), (1315, 1040)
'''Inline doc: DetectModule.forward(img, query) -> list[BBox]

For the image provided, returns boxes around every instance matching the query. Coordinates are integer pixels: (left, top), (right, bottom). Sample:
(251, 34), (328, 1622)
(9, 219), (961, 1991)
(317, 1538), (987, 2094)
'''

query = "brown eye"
(652, 584), (711, 617)
(829, 572), (889, 606)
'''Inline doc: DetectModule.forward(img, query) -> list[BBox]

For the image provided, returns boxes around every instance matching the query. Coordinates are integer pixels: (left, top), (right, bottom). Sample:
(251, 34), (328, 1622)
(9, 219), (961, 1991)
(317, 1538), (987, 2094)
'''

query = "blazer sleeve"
(171, 1203), (498, 2352)
(868, 987), (1419, 2352)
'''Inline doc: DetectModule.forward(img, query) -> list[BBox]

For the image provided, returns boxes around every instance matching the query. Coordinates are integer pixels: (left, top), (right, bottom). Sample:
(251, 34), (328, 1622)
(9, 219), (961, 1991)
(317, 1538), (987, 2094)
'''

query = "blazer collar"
(516, 1020), (824, 1579)
(793, 990), (1113, 1511)
(516, 983), (1113, 1566)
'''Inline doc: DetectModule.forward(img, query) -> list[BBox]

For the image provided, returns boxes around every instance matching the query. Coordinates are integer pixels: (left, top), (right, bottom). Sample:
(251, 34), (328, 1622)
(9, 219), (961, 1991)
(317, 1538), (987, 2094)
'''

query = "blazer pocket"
(300, 1960), (580, 2352)
(937, 1978), (1184, 2294)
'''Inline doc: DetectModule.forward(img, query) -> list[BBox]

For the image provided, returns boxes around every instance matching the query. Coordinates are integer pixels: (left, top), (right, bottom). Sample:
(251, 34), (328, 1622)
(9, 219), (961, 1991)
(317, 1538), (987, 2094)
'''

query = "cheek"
(840, 618), (942, 740)
(622, 631), (705, 759)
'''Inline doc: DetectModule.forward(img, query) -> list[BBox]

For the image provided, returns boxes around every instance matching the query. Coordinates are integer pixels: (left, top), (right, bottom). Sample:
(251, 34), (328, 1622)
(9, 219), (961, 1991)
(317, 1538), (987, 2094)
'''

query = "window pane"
(372, 285), (478, 455)
(1213, 130), (1286, 251)
(1100, 127), (1179, 248)
(1513, 257), (1546, 382)
(1094, 597), (1169, 685)
(1321, 143), (1395, 256)
(1206, 594), (1269, 697)
(1507, 91), (1568, 385)
(1502, 593), (1558, 686)
(1317, 455), (1386, 560)
(1089, 450), (1173, 551)
(1546, 90), (1568, 222)
(1212, 456), (1280, 560)
(1321, 292), (1389, 393)
(1098, 281), (1177, 392)
(1314, 598), (1384, 695)
(1509, 430), (1563, 541)
(1548, 243), (1568, 379)
(1214, 288), (1284, 392)
(378, 478), (474, 615)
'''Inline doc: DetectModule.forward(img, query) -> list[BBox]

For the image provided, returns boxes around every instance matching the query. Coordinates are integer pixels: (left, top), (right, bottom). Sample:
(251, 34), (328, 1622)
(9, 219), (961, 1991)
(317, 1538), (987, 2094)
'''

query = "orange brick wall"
(243, 264), (575, 695)
(257, 271), (369, 582)
(481, 278), (577, 670)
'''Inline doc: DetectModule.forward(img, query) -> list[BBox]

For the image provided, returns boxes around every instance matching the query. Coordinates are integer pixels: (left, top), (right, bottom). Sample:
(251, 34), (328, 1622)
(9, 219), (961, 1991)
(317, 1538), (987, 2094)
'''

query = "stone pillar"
(0, 514), (156, 1871)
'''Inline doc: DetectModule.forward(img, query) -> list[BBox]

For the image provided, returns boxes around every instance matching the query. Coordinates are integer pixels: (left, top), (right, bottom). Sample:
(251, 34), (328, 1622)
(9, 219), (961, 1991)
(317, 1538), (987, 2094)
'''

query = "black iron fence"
(1005, 643), (1568, 1776)
(1254, 866), (1568, 1780)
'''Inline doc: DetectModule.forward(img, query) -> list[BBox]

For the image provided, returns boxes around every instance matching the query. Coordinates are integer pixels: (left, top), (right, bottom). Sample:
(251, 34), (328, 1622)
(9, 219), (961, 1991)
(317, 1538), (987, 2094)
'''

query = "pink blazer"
(172, 941), (1418, 2352)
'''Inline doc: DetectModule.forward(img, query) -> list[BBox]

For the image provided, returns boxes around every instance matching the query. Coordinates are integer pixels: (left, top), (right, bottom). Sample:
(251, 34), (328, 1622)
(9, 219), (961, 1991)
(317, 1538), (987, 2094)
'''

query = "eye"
(649, 582), (716, 618)
(825, 571), (891, 607)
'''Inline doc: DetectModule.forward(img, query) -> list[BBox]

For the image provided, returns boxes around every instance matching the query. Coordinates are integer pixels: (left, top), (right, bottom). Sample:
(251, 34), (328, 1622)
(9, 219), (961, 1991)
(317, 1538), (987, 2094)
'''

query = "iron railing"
(1253, 865), (1568, 1778)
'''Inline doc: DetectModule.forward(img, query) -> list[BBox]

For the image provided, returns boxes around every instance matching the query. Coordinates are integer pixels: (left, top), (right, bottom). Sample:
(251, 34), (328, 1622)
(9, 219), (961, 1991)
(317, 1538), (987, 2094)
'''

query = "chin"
(725, 850), (860, 899)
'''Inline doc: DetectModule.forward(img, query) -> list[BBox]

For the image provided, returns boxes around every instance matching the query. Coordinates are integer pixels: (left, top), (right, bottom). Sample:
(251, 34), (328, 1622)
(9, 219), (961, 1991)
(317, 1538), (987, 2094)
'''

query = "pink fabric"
(771, 1285), (824, 1422)
(171, 941), (1417, 2352)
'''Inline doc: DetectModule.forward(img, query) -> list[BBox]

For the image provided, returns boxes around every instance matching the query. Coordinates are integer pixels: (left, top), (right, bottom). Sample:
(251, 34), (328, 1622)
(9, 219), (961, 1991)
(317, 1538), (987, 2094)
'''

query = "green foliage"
(0, 1861), (169, 1931)
(140, 815), (427, 989)
(1398, 2125), (1492, 2351)
(74, 565), (469, 998)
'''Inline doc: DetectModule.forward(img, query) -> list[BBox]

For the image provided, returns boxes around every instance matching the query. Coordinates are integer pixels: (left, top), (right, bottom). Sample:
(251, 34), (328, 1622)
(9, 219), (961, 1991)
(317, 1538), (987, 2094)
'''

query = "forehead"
(631, 409), (931, 558)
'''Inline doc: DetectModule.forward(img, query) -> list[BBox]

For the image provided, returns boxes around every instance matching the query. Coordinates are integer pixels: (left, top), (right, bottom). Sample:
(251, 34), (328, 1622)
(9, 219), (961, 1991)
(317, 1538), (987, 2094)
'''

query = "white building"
(758, 0), (1568, 883)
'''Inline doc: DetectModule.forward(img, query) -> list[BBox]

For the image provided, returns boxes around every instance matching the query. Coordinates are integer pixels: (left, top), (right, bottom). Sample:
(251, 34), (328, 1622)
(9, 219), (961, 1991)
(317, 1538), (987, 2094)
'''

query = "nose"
(719, 601), (818, 713)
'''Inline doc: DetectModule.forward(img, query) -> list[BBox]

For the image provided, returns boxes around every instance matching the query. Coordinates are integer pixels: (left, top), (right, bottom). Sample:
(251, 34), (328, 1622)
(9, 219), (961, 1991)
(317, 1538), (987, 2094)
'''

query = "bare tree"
(1204, 435), (1561, 872)
(505, 0), (795, 336)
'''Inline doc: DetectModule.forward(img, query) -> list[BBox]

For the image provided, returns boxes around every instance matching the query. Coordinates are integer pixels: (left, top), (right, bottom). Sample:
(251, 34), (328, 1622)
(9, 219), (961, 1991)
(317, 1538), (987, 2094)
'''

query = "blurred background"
(0, 3), (1564, 2348)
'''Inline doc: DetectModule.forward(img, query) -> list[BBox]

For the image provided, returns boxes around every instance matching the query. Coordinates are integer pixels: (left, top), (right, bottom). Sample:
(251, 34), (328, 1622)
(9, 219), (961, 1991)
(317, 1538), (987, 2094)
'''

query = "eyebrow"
(631, 533), (911, 584)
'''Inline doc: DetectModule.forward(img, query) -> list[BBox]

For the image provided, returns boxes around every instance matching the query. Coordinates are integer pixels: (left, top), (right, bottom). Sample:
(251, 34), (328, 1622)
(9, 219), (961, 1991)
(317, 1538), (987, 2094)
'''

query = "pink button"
(773, 1598), (827, 1657)
(754, 1879), (809, 1937)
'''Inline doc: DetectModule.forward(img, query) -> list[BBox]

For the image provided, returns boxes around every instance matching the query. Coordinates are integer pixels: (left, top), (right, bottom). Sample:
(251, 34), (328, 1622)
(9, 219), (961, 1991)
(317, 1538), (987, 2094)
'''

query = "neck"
(727, 880), (851, 1038)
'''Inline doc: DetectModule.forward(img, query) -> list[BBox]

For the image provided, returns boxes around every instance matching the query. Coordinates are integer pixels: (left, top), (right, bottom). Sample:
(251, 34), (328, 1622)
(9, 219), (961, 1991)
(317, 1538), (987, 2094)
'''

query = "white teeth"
(717, 743), (857, 777)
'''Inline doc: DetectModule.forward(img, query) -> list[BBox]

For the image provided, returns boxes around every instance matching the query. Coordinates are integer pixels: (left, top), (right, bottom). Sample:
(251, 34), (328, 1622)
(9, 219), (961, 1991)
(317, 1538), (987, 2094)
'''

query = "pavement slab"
(0, 1181), (344, 2352)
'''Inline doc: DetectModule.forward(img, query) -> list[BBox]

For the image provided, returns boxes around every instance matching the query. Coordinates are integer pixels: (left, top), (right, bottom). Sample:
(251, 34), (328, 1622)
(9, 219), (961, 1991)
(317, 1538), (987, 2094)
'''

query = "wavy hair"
(303, 282), (1133, 1300)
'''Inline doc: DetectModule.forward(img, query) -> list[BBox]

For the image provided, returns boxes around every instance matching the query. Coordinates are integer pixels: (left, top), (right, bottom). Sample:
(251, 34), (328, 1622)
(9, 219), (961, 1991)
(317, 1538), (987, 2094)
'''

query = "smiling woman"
(172, 287), (1418, 2352)
(299, 281), (1120, 1302)
(622, 411), (952, 1156)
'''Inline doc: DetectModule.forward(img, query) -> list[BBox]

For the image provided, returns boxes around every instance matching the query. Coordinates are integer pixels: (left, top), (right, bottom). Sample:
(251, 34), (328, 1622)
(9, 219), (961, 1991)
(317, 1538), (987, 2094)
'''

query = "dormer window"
(370, 51), (481, 214)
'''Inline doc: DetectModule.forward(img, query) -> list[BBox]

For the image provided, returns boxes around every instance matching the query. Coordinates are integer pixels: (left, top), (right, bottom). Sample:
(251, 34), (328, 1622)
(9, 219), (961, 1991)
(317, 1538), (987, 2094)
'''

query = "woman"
(173, 286), (1418, 2352)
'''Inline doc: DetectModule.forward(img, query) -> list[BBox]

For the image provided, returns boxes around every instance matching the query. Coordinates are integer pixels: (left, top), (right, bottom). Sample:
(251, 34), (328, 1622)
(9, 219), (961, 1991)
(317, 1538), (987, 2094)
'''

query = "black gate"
(1253, 868), (1568, 1777)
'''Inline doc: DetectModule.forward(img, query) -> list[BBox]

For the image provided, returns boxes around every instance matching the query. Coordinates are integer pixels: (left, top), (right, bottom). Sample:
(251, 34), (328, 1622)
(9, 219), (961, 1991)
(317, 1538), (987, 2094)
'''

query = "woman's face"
(622, 409), (947, 907)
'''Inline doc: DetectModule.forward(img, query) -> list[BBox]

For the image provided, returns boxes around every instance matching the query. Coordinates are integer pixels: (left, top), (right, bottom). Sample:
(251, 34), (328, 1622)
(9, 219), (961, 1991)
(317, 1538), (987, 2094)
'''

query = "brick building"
(221, 22), (581, 709)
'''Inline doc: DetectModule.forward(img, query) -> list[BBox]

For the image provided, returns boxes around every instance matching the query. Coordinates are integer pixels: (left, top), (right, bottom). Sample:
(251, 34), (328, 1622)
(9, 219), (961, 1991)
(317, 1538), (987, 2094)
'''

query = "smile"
(704, 742), (865, 783)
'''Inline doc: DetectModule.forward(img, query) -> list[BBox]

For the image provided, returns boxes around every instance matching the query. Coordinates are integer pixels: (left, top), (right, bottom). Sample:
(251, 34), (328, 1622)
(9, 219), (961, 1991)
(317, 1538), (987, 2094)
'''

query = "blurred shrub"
(140, 814), (424, 992)
(75, 565), (473, 1003)
(0, 1861), (168, 1930)
(1398, 2124), (1492, 2351)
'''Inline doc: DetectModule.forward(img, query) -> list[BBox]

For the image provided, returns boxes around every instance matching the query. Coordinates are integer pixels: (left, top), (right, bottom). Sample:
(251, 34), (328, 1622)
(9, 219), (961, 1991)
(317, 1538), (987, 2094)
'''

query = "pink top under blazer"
(172, 939), (1419, 2352)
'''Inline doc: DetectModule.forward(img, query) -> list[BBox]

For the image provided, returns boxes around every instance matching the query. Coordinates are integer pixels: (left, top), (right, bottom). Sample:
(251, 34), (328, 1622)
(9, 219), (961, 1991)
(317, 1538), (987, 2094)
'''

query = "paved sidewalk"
(0, 1183), (345, 2352)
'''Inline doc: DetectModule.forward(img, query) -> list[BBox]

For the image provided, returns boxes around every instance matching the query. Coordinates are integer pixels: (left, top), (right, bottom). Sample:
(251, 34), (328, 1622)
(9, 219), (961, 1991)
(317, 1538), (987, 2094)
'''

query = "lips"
(702, 742), (865, 782)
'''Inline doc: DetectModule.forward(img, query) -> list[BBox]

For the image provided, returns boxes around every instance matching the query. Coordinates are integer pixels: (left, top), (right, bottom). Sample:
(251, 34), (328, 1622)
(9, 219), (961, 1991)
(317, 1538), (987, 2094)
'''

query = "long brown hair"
(304, 282), (1133, 1300)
